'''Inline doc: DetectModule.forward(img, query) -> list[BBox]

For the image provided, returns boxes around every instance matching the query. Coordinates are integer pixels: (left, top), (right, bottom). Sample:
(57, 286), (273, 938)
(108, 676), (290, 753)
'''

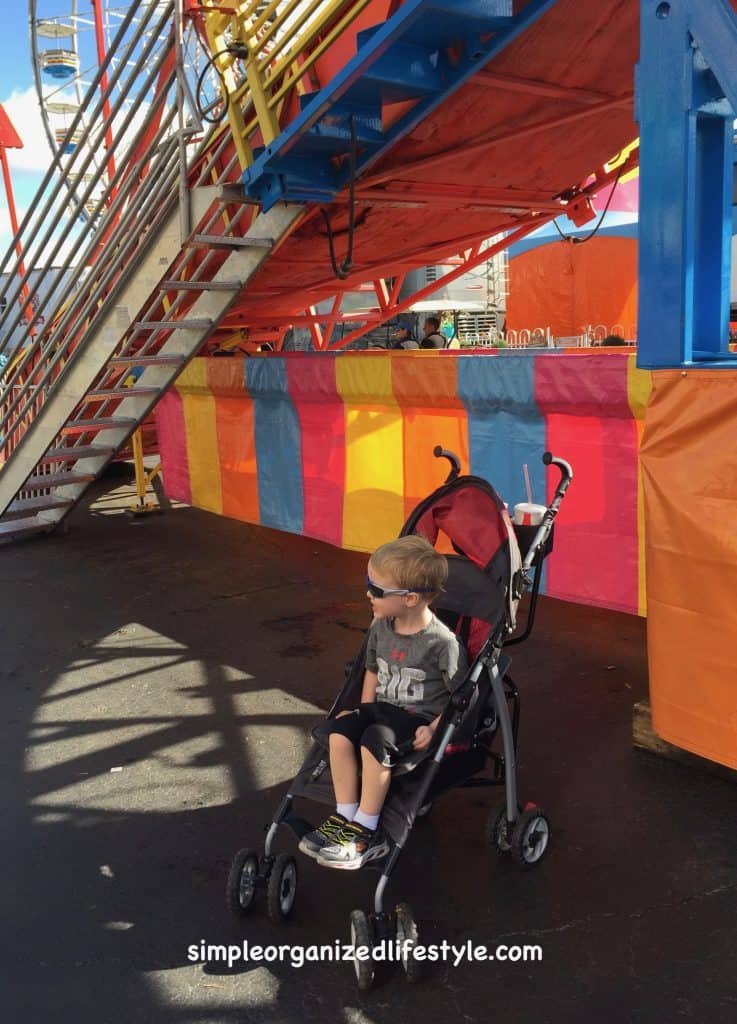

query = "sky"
(0, 4), (58, 251)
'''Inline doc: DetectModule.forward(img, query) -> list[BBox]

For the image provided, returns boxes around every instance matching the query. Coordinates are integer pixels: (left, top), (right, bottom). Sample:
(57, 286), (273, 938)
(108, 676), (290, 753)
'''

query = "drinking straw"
(523, 463), (533, 504)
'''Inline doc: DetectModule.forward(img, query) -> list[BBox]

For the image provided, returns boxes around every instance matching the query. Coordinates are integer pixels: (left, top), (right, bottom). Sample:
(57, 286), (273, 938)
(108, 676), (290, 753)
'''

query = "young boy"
(299, 535), (467, 869)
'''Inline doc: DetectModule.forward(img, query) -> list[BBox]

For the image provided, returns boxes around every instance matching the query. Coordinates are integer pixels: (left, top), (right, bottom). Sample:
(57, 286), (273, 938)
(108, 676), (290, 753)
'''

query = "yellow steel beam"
(264, 1), (373, 104)
(196, 1), (372, 171)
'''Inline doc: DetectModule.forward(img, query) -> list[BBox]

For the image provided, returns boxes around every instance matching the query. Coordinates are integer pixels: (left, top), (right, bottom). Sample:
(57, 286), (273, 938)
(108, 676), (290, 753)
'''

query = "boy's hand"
(412, 724), (434, 751)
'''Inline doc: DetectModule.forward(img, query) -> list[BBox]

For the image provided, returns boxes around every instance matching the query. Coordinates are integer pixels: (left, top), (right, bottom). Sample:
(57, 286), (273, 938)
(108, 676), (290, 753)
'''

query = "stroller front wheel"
(226, 849), (260, 917)
(511, 807), (550, 868)
(267, 853), (298, 922)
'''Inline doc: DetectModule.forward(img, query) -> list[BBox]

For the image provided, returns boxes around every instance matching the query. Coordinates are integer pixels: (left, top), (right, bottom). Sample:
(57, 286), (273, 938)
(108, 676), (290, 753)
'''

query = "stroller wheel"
(486, 806), (513, 855)
(511, 807), (550, 868)
(395, 902), (423, 983)
(349, 909), (375, 991)
(266, 854), (298, 922)
(226, 849), (260, 917)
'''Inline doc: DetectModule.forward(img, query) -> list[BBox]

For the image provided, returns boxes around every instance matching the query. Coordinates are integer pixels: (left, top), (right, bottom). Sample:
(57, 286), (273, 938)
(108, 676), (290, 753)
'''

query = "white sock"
(337, 802), (358, 820)
(353, 810), (380, 832)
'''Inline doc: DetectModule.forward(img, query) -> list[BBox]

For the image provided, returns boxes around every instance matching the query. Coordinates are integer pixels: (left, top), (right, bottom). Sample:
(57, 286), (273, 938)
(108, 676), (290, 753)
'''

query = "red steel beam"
(374, 279), (390, 310)
(90, 0), (118, 205)
(321, 293), (343, 348)
(471, 70), (614, 105)
(322, 151), (639, 350)
(326, 215), (548, 350)
(0, 146), (35, 331)
(241, 308), (381, 326)
(356, 185), (562, 211)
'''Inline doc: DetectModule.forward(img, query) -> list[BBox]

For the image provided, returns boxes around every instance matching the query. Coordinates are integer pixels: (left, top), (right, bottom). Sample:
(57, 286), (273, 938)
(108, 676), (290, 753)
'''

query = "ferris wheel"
(28, 1), (217, 225)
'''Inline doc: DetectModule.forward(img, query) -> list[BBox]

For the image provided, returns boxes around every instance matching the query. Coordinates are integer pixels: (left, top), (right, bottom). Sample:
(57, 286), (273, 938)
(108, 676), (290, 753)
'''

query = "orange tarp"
(507, 236), (638, 338)
(641, 370), (737, 770)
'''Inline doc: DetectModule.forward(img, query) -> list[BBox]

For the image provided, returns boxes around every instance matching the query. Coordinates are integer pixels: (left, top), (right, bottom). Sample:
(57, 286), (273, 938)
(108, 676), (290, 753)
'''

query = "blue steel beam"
(242, 0), (559, 211)
(636, 0), (737, 369)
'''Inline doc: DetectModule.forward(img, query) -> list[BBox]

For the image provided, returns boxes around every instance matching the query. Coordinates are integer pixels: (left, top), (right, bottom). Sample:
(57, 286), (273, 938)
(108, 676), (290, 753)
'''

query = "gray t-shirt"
(365, 615), (467, 720)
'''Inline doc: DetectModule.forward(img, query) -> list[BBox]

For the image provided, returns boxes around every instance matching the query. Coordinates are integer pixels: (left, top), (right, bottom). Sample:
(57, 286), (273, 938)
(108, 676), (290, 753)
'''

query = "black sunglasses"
(365, 575), (434, 599)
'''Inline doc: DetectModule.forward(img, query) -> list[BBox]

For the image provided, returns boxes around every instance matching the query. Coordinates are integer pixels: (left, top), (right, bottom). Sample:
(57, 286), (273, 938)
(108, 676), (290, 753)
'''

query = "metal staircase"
(0, 198), (300, 541)
(0, 0), (312, 543)
(242, 0), (558, 209)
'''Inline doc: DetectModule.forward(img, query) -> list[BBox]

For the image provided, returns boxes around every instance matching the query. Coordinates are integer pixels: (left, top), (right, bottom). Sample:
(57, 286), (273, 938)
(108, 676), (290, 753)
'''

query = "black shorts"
(326, 702), (431, 767)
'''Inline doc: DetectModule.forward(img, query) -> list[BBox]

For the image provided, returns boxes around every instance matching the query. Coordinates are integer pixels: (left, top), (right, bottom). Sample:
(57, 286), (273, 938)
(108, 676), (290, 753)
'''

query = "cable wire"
(321, 116), (358, 280)
(196, 46), (246, 125)
(552, 168), (624, 245)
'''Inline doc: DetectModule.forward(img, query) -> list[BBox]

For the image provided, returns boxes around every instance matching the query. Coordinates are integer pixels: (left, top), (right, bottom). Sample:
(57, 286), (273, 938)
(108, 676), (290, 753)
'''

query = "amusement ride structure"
(1, 1), (737, 777)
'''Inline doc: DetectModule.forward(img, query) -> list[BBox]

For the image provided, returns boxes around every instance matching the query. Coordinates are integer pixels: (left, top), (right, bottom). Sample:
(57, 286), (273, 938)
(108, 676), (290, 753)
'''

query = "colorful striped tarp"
(156, 351), (651, 615)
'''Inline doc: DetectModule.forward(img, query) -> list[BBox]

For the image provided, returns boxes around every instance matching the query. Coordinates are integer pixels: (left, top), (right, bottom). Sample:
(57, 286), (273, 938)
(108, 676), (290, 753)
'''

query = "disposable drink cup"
(513, 502), (546, 526)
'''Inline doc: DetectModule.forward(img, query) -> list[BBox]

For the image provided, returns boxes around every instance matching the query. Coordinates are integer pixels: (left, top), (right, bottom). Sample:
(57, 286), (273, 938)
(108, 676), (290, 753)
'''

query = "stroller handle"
(520, 452), (574, 572)
(433, 445), (461, 482)
(542, 451), (574, 499)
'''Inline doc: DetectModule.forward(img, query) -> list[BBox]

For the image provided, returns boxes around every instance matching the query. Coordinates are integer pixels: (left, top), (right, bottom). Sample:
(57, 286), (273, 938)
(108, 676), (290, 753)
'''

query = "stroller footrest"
(280, 810), (315, 841)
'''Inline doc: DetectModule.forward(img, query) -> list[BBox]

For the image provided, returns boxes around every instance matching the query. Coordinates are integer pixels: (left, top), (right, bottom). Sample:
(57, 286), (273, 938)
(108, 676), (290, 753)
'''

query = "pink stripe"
(534, 354), (638, 614)
(155, 390), (191, 505)
(286, 355), (345, 547)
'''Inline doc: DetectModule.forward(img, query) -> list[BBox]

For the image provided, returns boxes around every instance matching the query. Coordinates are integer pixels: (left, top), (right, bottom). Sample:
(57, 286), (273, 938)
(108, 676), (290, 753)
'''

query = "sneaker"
(298, 814), (349, 860)
(316, 822), (390, 870)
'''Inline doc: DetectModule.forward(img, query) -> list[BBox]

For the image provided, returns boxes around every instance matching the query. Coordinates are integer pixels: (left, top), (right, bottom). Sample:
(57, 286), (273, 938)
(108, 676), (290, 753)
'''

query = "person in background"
(391, 325), (419, 350)
(420, 316), (447, 349)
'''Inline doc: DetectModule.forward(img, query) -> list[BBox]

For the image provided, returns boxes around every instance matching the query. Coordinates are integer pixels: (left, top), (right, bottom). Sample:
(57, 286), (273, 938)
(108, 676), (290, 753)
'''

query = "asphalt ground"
(2, 467), (736, 1023)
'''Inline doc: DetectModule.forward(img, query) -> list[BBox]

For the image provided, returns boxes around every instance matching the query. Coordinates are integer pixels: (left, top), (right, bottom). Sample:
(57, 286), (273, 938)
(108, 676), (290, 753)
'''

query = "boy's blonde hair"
(369, 535), (447, 600)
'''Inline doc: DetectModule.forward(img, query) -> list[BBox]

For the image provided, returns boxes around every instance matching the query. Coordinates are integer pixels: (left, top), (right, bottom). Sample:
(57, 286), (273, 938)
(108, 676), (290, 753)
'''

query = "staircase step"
(161, 279), (243, 292)
(190, 233), (274, 250)
(83, 386), (161, 401)
(134, 321), (212, 331)
(349, 43), (443, 103)
(107, 354), (186, 367)
(41, 444), (115, 463)
(63, 416), (138, 434)
(0, 518), (50, 541)
(4, 495), (74, 520)
(24, 471), (96, 491)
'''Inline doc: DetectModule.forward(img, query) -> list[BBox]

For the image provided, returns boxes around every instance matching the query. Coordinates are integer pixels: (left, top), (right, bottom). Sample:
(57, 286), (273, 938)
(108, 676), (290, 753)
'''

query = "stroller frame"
(226, 449), (573, 982)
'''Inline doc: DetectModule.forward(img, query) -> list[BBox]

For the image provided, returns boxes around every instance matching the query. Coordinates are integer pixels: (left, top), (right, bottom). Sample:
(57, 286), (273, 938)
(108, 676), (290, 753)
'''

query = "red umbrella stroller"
(226, 447), (573, 989)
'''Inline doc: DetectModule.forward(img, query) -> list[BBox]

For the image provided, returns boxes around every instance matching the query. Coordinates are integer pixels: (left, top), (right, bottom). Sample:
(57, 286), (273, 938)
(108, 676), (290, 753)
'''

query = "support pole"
(0, 146), (34, 332)
(636, 0), (737, 368)
(90, 0), (119, 209)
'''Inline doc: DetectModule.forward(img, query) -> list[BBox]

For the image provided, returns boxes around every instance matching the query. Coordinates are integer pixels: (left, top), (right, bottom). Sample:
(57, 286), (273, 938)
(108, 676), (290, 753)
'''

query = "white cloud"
(2, 87), (55, 173)
(0, 203), (29, 240)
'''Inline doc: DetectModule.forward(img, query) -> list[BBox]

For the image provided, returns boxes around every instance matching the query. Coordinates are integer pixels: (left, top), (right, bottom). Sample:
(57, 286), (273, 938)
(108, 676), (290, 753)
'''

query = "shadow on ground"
(2, 468), (736, 1022)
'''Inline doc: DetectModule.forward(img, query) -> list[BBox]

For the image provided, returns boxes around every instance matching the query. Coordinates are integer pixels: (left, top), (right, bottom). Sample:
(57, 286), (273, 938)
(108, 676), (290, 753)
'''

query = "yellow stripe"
(627, 354), (652, 616)
(178, 360), (223, 514)
(336, 356), (405, 551)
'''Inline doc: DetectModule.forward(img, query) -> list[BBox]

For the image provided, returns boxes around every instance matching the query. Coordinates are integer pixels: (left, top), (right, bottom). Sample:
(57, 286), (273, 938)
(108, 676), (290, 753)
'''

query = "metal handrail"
(2, 1), (170, 304)
(0, 58), (178, 391)
(0, 0), (374, 464)
(0, 2), (175, 357)
(200, 0), (373, 161)
(0, 138), (182, 439)
(0, 88), (180, 431)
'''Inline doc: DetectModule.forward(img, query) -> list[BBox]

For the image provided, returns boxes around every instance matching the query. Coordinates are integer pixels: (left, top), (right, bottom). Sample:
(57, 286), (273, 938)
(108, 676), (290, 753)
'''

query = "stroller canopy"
(401, 475), (522, 657)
